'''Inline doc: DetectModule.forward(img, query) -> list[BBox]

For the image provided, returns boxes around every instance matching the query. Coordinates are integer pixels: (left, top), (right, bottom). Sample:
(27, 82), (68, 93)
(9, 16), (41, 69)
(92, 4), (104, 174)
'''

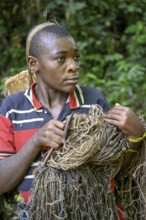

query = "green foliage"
(0, 0), (146, 116)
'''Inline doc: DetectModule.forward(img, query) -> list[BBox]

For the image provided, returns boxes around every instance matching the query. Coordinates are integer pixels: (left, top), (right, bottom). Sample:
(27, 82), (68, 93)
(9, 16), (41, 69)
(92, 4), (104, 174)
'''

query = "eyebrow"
(54, 49), (79, 55)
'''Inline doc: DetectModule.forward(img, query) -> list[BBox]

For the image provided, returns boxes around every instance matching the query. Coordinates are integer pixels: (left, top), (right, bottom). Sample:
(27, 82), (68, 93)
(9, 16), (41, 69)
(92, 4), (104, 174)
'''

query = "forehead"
(40, 36), (77, 55)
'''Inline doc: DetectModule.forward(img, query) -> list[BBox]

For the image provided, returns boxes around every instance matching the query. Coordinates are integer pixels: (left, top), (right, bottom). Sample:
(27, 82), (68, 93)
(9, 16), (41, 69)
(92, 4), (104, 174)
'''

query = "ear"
(27, 56), (39, 73)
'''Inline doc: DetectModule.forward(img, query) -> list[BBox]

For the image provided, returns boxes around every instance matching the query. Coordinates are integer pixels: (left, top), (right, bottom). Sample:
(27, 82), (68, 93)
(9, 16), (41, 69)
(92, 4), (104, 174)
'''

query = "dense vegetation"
(0, 0), (146, 117)
(0, 1), (146, 218)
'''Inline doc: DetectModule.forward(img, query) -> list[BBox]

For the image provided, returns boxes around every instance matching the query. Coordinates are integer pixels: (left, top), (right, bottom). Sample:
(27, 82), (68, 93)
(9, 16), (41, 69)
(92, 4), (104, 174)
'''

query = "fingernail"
(61, 138), (65, 144)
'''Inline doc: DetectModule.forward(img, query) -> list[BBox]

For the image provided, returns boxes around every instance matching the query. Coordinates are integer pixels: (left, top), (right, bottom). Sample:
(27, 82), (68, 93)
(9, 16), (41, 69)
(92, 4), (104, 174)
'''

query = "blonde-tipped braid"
(26, 21), (58, 63)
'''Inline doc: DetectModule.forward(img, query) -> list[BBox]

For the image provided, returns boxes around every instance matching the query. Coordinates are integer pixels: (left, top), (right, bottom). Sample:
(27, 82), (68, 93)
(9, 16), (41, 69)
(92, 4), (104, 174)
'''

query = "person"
(0, 20), (145, 219)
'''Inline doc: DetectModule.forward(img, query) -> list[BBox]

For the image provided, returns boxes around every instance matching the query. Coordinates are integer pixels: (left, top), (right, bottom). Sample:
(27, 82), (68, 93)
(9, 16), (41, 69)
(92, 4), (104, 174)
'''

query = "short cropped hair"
(28, 25), (73, 59)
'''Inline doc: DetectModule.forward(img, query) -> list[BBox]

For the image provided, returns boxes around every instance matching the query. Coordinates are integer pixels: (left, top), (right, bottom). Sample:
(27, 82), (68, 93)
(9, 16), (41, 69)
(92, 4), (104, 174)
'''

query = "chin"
(66, 85), (76, 93)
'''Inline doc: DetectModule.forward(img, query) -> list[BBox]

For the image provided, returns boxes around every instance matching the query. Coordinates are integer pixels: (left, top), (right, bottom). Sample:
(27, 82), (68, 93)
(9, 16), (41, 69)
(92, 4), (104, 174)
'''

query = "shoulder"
(80, 86), (103, 95)
(0, 91), (26, 116)
(1, 91), (25, 105)
(80, 86), (110, 112)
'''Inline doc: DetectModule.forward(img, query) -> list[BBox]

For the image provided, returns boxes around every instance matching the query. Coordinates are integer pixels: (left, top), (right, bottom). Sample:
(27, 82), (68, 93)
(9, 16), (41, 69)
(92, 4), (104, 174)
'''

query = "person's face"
(36, 36), (80, 93)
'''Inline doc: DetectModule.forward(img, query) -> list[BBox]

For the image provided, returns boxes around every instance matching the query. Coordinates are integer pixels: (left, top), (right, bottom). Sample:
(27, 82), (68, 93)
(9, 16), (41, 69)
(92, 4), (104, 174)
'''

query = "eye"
(57, 57), (65, 62)
(74, 54), (80, 62)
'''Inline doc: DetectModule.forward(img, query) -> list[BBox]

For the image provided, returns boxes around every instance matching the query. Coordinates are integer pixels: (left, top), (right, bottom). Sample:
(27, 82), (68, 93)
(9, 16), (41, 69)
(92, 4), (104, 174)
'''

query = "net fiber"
(2, 71), (146, 219)
(25, 105), (130, 220)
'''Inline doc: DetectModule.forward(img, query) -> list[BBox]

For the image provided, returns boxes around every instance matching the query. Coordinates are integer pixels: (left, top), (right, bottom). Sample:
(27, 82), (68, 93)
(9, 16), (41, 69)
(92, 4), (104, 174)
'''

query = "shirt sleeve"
(0, 99), (16, 159)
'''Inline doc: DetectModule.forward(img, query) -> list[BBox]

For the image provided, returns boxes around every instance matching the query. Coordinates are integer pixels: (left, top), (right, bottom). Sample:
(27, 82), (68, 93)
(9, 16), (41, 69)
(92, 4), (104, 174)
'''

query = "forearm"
(0, 119), (65, 194)
(120, 142), (141, 171)
(0, 136), (41, 194)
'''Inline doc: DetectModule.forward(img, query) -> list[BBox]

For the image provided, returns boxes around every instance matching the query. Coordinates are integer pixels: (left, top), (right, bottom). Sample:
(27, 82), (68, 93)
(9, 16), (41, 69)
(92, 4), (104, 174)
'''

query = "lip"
(64, 76), (79, 84)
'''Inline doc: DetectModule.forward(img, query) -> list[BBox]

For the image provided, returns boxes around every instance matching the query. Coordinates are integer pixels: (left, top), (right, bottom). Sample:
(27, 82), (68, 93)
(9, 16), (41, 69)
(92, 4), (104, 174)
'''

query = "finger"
(47, 138), (62, 149)
(54, 120), (65, 130)
(104, 119), (127, 134)
(48, 126), (64, 137)
(104, 117), (121, 126)
(107, 106), (127, 114)
(45, 130), (65, 148)
(46, 120), (65, 135)
(46, 119), (65, 130)
(45, 126), (64, 142)
(115, 103), (121, 106)
(104, 111), (123, 121)
(107, 107), (122, 115)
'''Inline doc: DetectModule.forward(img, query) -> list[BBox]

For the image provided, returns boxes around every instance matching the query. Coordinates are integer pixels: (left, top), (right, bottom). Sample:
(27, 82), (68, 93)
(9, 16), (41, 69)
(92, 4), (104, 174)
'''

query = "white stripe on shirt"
(12, 118), (44, 124)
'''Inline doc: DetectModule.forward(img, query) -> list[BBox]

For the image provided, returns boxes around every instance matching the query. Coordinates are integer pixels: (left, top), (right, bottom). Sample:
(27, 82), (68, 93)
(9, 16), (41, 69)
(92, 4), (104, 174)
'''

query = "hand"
(104, 103), (145, 138)
(32, 119), (65, 150)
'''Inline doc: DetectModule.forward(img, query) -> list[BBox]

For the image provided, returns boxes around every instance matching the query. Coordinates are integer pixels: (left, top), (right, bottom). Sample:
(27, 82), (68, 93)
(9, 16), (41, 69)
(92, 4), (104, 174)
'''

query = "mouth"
(64, 76), (79, 85)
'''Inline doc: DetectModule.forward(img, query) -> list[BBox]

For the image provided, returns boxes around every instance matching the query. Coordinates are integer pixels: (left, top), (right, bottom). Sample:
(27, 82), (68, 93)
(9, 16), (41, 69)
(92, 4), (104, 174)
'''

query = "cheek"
(39, 62), (52, 72)
(39, 62), (60, 75)
(38, 61), (66, 82)
(40, 71), (62, 85)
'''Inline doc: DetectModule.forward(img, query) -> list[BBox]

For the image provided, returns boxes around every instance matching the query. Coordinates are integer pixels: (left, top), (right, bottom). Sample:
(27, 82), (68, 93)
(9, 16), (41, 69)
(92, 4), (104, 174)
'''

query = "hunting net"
(17, 104), (146, 220)
(115, 115), (146, 220)
(1, 104), (146, 220)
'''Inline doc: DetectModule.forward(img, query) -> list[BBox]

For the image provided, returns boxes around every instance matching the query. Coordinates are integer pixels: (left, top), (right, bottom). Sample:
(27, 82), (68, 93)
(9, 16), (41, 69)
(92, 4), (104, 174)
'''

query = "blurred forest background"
(0, 0), (146, 118)
(0, 0), (146, 218)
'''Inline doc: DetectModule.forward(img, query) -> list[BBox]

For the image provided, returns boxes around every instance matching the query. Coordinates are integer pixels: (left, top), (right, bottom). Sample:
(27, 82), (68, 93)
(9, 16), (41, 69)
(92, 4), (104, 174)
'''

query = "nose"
(67, 60), (79, 72)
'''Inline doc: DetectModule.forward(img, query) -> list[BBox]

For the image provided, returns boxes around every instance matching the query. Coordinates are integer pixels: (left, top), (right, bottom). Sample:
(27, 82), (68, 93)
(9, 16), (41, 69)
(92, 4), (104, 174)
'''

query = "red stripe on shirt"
(69, 91), (77, 109)
(0, 115), (15, 153)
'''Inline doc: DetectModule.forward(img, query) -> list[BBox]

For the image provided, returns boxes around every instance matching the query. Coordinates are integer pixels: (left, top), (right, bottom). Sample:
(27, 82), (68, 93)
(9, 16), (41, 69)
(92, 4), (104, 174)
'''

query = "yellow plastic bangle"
(126, 149), (138, 153)
(128, 131), (146, 143)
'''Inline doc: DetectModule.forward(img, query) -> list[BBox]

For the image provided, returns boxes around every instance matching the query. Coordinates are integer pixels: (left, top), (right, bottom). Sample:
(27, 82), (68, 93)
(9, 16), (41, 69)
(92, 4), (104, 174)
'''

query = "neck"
(34, 83), (68, 118)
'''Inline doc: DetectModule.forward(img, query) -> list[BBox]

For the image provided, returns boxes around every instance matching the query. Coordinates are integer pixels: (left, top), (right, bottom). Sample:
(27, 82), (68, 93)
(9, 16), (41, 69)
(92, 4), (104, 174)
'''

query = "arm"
(0, 119), (65, 194)
(104, 103), (145, 170)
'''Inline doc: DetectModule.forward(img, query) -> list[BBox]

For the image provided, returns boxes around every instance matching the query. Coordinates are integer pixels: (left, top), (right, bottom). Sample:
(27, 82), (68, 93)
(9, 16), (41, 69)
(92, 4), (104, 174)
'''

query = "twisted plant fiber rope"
(115, 116), (146, 220)
(29, 166), (119, 220)
(20, 104), (129, 220)
(46, 105), (127, 170)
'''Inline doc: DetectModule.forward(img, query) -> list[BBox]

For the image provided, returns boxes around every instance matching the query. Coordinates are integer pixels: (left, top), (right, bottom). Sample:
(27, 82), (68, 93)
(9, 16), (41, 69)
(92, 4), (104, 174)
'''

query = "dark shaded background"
(0, 0), (146, 115)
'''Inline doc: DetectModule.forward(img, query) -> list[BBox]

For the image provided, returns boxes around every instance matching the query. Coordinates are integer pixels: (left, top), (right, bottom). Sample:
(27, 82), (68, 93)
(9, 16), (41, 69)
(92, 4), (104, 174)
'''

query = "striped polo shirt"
(0, 83), (109, 201)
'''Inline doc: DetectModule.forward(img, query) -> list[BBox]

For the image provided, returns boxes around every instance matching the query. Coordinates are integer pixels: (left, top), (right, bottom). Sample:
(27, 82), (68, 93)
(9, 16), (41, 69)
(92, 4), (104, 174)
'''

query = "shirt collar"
(69, 85), (84, 109)
(25, 83), (84, 110)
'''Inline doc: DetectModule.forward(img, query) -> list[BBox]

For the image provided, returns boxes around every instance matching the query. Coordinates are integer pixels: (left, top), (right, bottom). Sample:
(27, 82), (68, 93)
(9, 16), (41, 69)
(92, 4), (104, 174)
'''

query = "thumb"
(115, 103), (121, 106)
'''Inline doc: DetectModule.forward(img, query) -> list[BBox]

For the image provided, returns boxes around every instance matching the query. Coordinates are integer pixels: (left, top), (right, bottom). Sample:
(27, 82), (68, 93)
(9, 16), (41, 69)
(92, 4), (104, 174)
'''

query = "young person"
(0, 21), (145, 219)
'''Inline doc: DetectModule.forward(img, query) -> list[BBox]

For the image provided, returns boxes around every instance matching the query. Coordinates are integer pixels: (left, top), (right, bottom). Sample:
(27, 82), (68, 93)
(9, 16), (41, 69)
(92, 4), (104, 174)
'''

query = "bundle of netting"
(115, 115), (146, 220)
(18, 104), (129, 220)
